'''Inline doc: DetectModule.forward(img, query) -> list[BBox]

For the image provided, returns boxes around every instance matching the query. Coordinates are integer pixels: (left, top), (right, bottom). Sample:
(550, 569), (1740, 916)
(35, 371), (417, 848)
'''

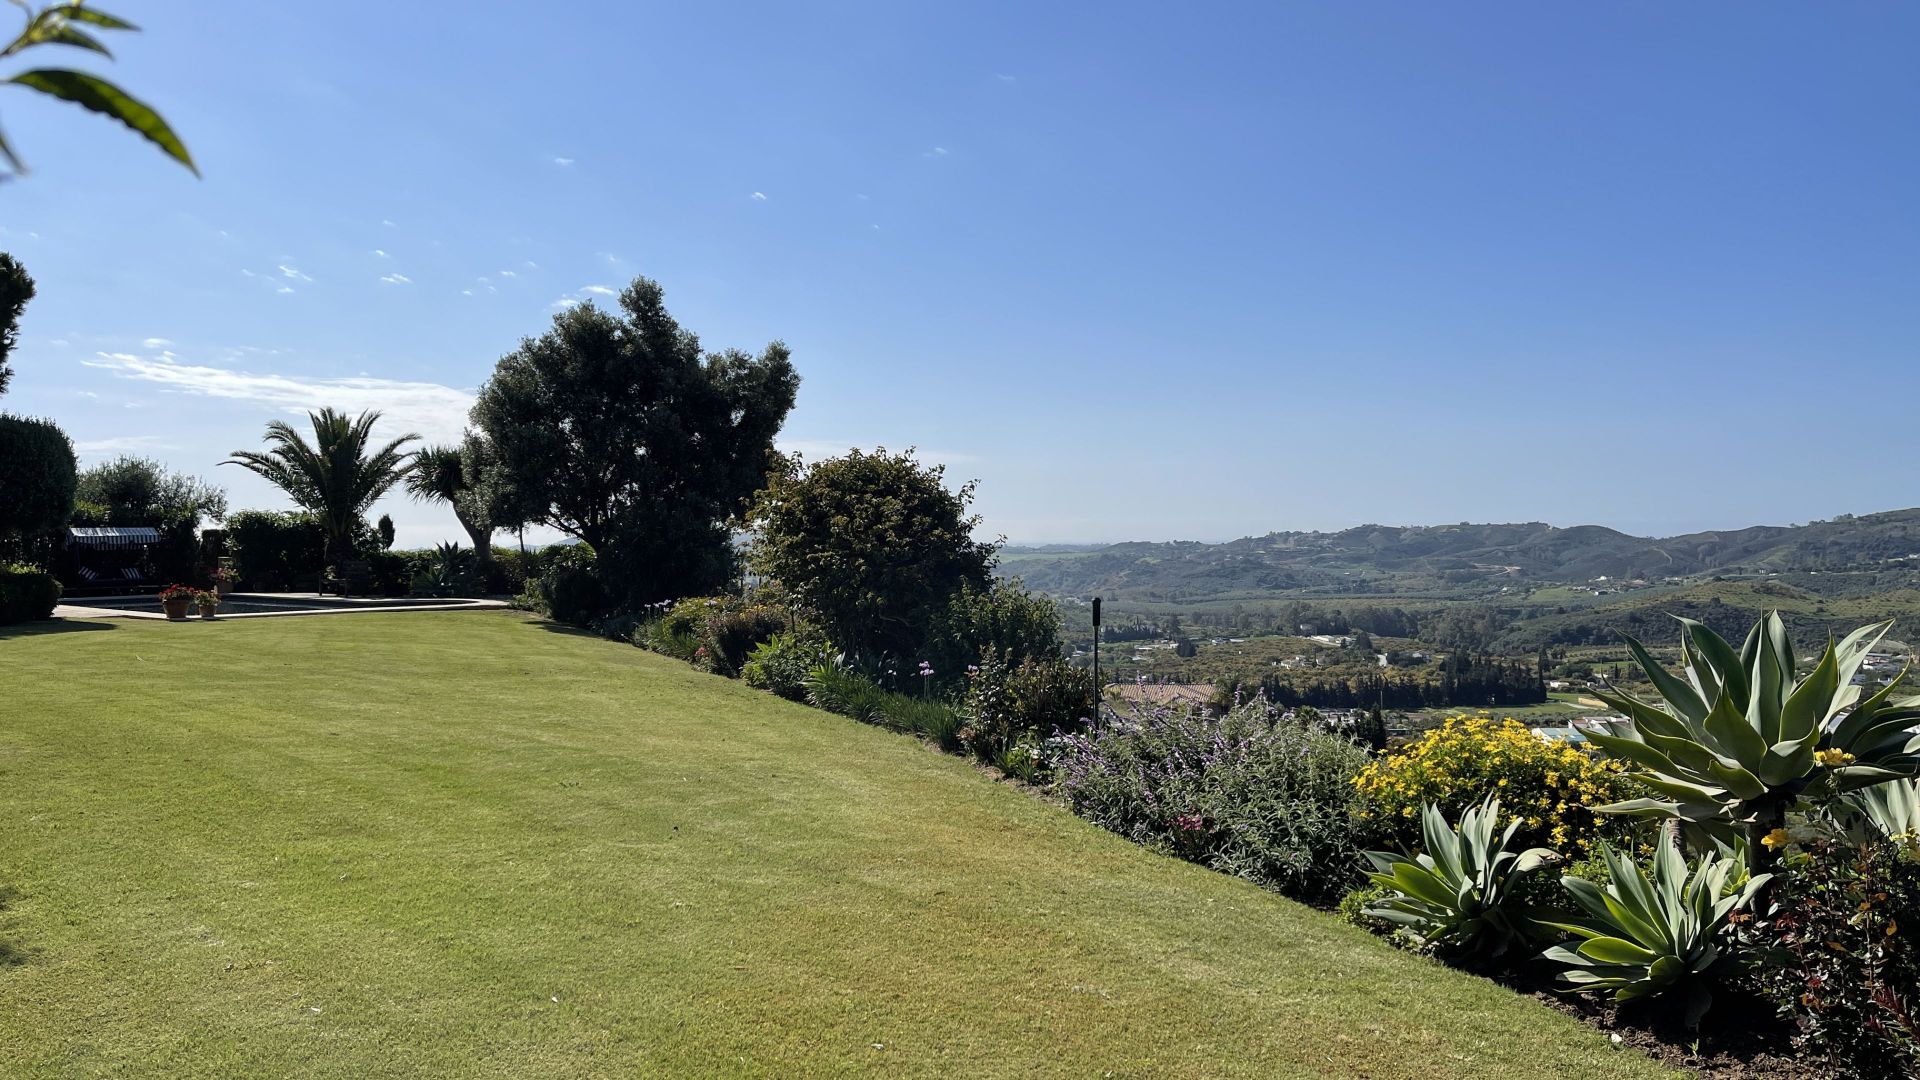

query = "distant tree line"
(1233, 652), (1546, 711)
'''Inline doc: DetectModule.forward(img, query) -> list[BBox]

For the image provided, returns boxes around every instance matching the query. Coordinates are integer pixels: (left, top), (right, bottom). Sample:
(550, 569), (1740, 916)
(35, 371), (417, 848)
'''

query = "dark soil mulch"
(1498, 967), (1831, 1080)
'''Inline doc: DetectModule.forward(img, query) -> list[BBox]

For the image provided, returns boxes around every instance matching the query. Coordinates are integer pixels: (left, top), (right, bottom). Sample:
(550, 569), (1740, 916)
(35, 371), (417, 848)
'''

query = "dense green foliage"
(925, 578), (1065, 678)
(957, 652), (1092, 766)
(0, 561), (58, 623)
(0, 251), (34, 396)
(223, 509), (326, 590)
(224, 409), (419, 573)
(748, 448), (996, 661)
(642, 595), (793, 677)
(0, 413), (76, 563)
(1054, 701), (1371, 904)
(741, 630), (836, 701)
(803, 658), (964, 750)
(472, 278), (797, 611)
(1755, 837), (1920, 1077)
(1360, 798), (1558, 962)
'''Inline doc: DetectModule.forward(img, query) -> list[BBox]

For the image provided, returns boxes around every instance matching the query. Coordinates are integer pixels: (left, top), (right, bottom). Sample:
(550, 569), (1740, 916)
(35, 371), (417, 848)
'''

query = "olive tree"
(470, 277), (798, 609)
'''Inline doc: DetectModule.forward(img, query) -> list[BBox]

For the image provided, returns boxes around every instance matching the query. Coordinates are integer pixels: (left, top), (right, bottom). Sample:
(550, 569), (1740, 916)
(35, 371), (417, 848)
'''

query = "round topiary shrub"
(0, 562), (61, 624)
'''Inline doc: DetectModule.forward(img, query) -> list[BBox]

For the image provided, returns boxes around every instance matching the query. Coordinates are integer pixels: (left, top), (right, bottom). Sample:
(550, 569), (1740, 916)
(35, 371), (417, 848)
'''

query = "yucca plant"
(1584, 612), (1920, 870)
(1360, 797), (1559, 962)
(1541, 843), (1769, 1028)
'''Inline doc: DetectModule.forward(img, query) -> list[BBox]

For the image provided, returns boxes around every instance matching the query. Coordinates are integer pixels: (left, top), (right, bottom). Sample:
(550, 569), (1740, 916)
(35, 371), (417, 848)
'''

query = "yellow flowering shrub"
(1353, 714), (1631, 857)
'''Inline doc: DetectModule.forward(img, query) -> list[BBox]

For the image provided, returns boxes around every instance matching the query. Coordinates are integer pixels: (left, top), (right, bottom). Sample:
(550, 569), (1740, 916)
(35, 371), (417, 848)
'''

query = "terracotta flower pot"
(161, 596), (191, 621)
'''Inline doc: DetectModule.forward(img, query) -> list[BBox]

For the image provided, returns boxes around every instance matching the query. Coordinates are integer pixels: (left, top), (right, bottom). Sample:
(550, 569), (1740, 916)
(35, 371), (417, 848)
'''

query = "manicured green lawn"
(0, 613), (1679, 1078)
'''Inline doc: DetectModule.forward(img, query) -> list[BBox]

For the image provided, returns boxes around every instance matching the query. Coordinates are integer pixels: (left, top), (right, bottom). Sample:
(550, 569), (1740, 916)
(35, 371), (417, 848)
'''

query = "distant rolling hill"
(997, 509), (1920, 602)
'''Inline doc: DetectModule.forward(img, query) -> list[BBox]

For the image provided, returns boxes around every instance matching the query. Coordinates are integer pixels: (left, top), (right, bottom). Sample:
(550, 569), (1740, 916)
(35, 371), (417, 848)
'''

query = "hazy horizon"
(1000, 504), (1920, 550)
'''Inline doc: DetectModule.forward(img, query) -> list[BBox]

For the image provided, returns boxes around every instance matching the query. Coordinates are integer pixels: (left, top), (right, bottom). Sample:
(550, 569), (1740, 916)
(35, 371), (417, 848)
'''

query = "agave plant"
(410, 542), (480, 598)
(1583, 613), (1920, 868)
(1360, 797), (1559, 961)
(1830, 777), (1920, 846)
(1542, 843), (1769, 1028)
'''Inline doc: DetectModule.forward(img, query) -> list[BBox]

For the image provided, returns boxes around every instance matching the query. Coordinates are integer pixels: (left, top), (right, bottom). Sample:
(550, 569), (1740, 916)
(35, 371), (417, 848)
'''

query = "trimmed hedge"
(0, 414), (77, 558)
(0, 563), (60, 624)
(226, 510), (326, 591)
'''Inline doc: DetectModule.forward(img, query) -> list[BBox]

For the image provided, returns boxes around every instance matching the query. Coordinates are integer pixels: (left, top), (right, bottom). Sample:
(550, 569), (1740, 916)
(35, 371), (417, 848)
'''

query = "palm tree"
(405, 440), (494, 572)
(224, 408), (419, 584)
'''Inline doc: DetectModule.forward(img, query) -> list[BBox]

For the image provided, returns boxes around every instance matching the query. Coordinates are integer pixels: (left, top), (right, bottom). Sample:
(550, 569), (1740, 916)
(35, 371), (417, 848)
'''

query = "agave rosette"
(1580, 613), (1920, 837)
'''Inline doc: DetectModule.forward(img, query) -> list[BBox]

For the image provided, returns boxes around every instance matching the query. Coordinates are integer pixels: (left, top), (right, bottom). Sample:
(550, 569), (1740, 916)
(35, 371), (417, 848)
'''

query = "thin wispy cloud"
(381, 218), (397, 227)
(380, 273), (412, 285)
(277, 264), (313, 282)
(995, 73), (1016, 83)
(553, 157), (575, 166)
(548, 296), (581, 311)
(923, 146), (949, 158)
(141, 337), (173, 348)
(372, 249), (389, 258)
(750, 191), (767, 201)
(276, 286), (295, 295)
(84, 351), (475, 445)
(73, 434), (178, 456)
(580, 284), (617, 296)
(498, 269), (517, 278)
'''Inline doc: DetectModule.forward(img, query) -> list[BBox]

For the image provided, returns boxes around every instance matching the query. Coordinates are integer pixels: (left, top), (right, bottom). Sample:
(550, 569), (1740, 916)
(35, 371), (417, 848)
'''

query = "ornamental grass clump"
(1054, 699), (1369, 904)
(1354, 714), (1630, 858)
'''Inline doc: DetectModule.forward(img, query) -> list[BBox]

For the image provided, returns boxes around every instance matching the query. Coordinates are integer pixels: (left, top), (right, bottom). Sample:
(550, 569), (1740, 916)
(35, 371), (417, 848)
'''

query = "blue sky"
(2, 2), (1915, 547)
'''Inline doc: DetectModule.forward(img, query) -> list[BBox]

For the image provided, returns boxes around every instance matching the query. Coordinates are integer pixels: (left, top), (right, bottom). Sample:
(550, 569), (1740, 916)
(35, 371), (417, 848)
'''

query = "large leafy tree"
(405, 435), (497, 570)
(74, 454), (226, 580)
(0, 252), (34, 396)
(471, 277), (798, 608)
(747, 448), (999, 660)
(223, 409), (418, 575)
(74, 454), (225, 526)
